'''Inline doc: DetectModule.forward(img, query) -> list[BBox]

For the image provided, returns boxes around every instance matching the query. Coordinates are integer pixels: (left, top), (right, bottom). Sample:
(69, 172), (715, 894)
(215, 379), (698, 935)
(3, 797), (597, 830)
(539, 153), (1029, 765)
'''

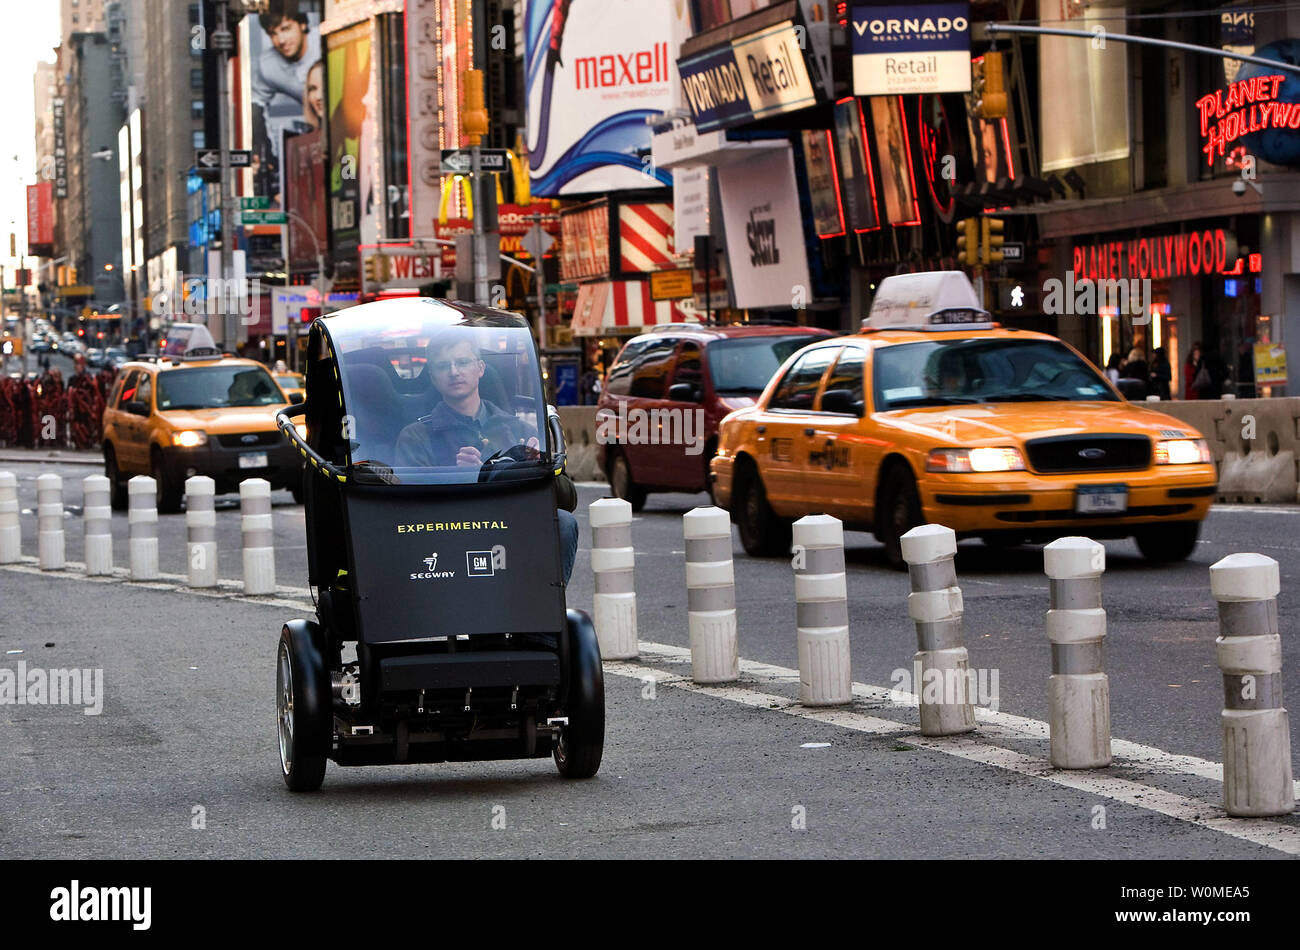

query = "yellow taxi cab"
(711, 272), (1217, 568)
(102, 324), (305, 513)
(272, 370), (306, 402)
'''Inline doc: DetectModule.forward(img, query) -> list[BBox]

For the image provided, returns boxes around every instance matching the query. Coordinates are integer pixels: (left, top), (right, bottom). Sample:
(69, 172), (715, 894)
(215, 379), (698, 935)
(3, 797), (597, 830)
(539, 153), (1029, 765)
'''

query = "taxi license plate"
(239, 452), (269, 469)
(1075, 484), (1128, 514)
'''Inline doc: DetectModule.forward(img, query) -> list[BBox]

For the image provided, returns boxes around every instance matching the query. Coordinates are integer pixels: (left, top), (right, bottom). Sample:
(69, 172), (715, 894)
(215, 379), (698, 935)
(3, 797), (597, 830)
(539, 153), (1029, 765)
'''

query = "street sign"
(1001, 242), (1024, 263)
(650, 269), (693, 301)
(440, 149), (510, 174)
(240, 196), (270, 210)
(520, 224), (554, 262)
(242, 210), (287, 225)
(195, 149), (252, 170)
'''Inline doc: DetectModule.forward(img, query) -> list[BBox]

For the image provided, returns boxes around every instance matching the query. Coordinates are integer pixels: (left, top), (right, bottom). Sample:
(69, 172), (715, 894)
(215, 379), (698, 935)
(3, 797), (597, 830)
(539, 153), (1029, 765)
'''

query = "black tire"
(277, 623), (330, 792)
(555, 609), (604, 779)
(877, 463), (924, 571)
(703, 440), (719, 506)
(151, 449), (182, 514)
(981, 534), (1025, 549)
(1134, 522), (1200, 562)
(104, 445), (127, 511)
(609, 453), (647, 512)
(735, 463), (791, 557)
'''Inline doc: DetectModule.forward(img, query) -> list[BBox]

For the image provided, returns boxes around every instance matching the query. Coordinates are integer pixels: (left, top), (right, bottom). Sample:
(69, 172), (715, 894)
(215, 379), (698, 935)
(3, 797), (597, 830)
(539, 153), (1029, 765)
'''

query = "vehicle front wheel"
(1134, 522), (1200, 562)
(555, 609), (604, 779)
(735, 464), (791, 557)
(609, 453), (647, 512)
(104, 445), (127, 511)
(877, 464), (924, 571)
(277, 624), (330, 792)
(151, 449), (183, 514)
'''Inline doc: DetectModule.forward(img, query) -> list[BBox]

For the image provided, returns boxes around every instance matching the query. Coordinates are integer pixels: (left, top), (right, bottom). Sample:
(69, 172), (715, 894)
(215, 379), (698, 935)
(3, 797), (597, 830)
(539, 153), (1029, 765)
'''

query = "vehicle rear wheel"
(104, 445), (127, 511)
(555, 609), (604, 779)
(1134, 522), (1199, 562)
(735, 464), (791, 557)
(609, 453), (646, 512)
(878, 464), (923, 571)
(151, 449), (182, 514)
(277, 625), (329, 792)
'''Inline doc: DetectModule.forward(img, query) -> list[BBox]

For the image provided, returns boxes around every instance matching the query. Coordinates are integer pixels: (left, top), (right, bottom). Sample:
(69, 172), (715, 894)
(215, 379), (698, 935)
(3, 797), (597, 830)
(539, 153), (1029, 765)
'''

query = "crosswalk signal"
(956, 217), (979, 267)
(982, 217), (1006, 265)
(980, 52), (1007, 119)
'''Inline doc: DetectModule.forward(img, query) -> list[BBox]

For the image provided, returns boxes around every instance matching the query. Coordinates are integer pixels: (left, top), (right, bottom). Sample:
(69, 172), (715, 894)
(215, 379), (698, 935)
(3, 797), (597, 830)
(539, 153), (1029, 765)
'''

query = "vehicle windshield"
(709, 335), (823, 393)
(274, 374), (301, 389)
(157, 365), (287, 410)
(872, 338), (1118, 410)
(322, 301), (550, 487)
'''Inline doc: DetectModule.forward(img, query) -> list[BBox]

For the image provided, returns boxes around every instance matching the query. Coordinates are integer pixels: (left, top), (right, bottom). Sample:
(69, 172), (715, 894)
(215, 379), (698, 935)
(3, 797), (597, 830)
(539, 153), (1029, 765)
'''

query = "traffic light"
(980, 52), (1007, 119)
(956, 217), (979, 267)
(362, 253), (389, 288)
(462, 69), (490, 146)
(982, 217), (1005, 264)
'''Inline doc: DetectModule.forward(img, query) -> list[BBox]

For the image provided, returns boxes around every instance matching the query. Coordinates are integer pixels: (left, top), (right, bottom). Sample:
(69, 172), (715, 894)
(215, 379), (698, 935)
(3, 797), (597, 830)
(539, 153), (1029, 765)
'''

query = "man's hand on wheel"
(456, 445), (483, 467)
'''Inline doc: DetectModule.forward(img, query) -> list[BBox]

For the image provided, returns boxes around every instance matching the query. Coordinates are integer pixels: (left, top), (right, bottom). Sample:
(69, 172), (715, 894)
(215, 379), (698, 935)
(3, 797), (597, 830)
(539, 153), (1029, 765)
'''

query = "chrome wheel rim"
(277, 644), (293, 775)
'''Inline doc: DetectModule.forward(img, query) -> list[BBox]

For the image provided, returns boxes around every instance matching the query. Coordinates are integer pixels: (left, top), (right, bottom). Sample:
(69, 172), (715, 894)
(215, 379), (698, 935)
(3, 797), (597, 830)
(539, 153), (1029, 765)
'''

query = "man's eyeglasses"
(431, 357), (479, 375)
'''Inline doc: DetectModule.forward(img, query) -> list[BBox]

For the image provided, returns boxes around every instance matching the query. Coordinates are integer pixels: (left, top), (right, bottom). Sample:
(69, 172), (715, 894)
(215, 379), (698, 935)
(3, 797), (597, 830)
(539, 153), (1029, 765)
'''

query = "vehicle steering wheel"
(478, 443), (540, 481)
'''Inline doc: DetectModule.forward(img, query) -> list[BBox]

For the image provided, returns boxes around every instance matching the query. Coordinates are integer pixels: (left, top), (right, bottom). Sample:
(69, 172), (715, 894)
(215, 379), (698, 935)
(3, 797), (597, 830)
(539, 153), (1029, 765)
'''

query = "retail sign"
(1071, 230), (1240, 281)
(850, 3), (972, 96)
(1195, 74), (1297, 167)
(716, 145), (811, 310)
(359, 246), (441, 296)
(678, 21), (816, 133)
(52, 97), (67, 199)
(1254, 342), (1286, 387)
(27, 183), (53, 249)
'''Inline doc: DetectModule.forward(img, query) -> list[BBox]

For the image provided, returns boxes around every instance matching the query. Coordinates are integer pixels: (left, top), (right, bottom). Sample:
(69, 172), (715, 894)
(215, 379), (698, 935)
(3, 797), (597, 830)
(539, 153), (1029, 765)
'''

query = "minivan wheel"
(609, 453), (646, 512)
(1134, 522), (1199, 562)
(877, 464), (923, 571)
(151, 448), (183, 514)
(104, 445), (128, 511)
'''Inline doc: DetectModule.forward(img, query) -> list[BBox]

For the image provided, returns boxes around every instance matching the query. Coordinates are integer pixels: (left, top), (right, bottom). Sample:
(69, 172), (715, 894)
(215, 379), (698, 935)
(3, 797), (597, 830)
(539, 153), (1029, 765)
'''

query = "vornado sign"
(851, 3), (972, 96)
(678, 21), (816, 133)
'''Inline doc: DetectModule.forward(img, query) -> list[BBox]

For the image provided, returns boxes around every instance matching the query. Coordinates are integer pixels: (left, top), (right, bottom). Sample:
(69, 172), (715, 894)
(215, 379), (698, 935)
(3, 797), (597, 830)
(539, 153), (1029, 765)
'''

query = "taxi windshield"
(157, 365), (286, 410)
(322, 303), (550, 487)
(873, 338), (1118, 410)
(710, 336), (820, 393)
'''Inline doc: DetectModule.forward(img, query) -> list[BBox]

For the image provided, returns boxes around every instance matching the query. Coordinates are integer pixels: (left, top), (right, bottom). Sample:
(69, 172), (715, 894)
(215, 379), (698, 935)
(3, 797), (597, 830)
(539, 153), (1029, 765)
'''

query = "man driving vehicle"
(394, 329), (580, 584)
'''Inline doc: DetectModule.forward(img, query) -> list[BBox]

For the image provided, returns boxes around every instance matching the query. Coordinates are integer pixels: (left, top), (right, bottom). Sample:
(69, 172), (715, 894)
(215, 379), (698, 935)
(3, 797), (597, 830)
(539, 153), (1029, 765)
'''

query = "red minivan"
(596, 324), (833, 509)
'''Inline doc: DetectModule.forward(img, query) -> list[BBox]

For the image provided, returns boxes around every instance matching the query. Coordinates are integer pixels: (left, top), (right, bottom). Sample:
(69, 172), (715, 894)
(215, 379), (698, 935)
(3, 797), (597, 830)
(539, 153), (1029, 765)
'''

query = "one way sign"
(440, 149), (509, 174)
(195, 149), (252, 170)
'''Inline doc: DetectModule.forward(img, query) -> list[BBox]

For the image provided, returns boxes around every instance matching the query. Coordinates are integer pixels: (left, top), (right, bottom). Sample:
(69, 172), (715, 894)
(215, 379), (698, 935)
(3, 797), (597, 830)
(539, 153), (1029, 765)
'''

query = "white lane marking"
(1210, 505), (1300, 515)
(5, 560), (1298, 851)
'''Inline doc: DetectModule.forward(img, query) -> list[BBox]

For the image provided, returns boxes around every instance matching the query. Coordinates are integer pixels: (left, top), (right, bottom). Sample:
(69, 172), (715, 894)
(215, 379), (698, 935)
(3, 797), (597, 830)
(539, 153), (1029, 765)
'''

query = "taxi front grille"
(1024, 434), (1150, 473)
(215, 431), (280, 449)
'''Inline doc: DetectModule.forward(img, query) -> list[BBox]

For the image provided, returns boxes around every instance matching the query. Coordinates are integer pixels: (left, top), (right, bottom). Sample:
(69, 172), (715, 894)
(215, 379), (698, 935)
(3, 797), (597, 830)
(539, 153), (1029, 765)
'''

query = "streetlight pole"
(284, 209), (327, 373)
(213, 0), (237, 349)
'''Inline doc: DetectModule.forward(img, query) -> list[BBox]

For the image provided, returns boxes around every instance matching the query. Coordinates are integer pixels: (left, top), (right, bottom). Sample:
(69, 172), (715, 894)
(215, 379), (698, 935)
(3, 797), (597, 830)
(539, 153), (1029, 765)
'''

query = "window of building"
(191, 100), (204, 119)
(192, 130), (205, 149)
(191, 68), (203, 89)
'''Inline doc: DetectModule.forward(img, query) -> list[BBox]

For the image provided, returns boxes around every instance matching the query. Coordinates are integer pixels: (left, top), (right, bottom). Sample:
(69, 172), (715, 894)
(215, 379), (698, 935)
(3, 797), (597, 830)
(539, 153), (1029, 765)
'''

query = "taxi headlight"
(926, 447), (1026, 473)
(172, 430), (208, 448)
(1155, 438), (1211, 465)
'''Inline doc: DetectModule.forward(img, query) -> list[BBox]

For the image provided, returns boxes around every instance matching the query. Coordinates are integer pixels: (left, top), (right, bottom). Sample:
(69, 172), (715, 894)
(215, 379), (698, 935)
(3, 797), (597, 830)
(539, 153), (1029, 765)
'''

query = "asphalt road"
(2, 458), (1299, 859)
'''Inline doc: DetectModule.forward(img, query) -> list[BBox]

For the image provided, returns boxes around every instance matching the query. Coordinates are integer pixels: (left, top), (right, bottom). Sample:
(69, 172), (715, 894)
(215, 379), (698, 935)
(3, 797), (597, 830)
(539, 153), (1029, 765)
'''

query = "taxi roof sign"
(864, 271), (993, 331)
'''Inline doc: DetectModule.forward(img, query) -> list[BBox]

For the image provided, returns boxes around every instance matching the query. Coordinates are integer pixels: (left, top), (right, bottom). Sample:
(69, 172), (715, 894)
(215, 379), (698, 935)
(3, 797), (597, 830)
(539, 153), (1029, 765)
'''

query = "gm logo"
(467, 550), (494, 577)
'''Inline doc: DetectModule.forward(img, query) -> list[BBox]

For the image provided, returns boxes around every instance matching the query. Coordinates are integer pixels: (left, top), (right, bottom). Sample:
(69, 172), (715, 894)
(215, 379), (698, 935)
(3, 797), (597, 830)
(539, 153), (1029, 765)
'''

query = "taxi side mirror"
(668, 382), (701, 403)
(821, 389), (864, 416)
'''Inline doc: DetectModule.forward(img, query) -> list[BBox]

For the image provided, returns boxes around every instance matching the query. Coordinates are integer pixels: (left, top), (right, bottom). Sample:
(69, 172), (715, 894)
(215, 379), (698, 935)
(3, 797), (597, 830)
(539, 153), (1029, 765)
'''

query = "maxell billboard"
(851, 3), (972, 96)
(524, 0), (678, 196)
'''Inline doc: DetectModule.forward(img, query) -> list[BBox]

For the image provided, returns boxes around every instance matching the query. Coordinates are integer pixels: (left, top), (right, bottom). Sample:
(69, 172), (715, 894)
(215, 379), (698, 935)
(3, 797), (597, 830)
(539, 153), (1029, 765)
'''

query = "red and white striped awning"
(571, 281), (701, 337)
(619, 203), (675, 272)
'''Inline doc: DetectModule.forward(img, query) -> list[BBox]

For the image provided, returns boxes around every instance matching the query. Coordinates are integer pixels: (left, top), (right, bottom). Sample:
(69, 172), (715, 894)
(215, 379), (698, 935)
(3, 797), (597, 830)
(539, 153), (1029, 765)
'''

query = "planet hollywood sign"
(1197, 74), (1299, 167)
(1071, 229), (1241, 282)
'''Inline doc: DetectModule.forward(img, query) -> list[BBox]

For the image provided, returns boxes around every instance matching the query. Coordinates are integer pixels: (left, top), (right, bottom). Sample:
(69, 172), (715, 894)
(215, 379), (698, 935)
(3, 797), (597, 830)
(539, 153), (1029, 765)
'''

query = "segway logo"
(411, 553), (456, 580)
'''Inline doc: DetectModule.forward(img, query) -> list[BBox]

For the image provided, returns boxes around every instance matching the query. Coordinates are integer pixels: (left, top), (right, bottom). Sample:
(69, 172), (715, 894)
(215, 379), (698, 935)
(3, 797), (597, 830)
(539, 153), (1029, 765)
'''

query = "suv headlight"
(172, 430), (208, 448)
(1155, 438), (1211, 464)
(926, 447), (1026, 473)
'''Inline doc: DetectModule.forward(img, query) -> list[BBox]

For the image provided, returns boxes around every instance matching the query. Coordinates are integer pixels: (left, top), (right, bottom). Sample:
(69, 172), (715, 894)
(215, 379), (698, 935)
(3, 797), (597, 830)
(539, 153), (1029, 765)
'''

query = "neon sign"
(1196, 74), (1299, 166)
(1071, 230), (1245, 281)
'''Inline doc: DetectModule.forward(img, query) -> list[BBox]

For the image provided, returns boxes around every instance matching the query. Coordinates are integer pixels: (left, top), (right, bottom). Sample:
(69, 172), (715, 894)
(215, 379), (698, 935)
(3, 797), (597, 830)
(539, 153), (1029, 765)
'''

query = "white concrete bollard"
(37, 473), (65, 570)
(186, 476), (217, 588)
(0, 472), (18, 564)
(1210, 553), (1294, 817)
(128, 475), (159, 580)
(683, 506), (737, 683)
(589, 497), (638, 660)
(240, 478), (276, 595)
(1043, 537), (1112, 769)
(792, 514), (851, 706)
(901, 524), (976, 736)
(82, 474), (113, 575)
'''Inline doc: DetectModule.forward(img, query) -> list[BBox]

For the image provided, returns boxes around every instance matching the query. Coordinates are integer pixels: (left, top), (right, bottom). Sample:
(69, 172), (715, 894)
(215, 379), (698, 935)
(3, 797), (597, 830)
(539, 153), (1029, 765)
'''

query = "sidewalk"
(0, 446), (102, 465)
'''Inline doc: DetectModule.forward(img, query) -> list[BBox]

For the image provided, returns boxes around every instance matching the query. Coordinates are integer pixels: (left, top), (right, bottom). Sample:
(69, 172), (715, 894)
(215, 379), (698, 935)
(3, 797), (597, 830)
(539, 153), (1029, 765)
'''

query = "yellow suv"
(102, 350), (301, 512)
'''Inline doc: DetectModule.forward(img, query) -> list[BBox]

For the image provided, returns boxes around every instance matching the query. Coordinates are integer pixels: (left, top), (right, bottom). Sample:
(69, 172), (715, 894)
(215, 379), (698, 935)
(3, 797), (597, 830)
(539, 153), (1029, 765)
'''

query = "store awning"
(571, 281), (701, 337)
